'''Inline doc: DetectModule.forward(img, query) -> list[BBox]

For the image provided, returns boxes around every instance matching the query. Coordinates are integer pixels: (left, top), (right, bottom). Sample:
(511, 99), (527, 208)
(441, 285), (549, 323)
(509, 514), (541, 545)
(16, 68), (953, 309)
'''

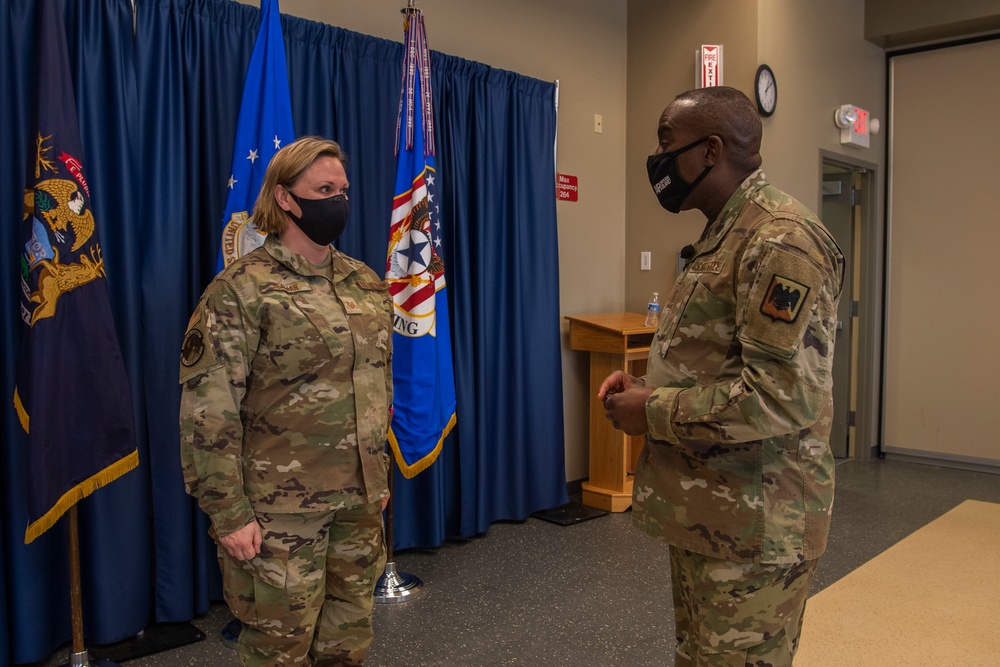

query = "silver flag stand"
(374, 454), (423, 603)
(375, 561), (422, 604)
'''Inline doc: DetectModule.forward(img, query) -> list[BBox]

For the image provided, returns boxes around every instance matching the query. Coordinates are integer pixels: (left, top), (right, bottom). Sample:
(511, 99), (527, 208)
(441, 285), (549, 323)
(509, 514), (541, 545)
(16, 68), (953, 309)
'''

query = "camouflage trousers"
(218, 502), (386, 667)
(669, 547), (818, 667)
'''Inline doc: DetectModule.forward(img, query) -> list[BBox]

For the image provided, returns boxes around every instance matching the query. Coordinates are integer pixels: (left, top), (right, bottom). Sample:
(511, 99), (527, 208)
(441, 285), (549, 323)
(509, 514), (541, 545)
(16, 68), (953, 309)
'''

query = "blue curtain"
(0, 0), (566, 662)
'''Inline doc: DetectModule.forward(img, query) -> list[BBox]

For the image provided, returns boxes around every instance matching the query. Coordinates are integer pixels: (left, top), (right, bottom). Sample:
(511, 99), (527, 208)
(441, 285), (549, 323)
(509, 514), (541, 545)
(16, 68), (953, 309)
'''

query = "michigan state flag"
(217, 0), (294, 271)
(14, 0), (138, 544)
(386, 9), (457, 478)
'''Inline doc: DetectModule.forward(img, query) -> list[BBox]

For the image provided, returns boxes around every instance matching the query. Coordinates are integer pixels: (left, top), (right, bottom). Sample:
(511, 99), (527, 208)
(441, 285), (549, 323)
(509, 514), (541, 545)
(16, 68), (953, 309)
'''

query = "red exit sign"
(556, 173), (578, 202)
(839, 104), (871, 148)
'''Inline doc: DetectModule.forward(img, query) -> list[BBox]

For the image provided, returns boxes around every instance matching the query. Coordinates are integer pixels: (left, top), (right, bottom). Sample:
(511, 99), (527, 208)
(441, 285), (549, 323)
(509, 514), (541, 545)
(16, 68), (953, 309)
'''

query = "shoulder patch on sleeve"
(760, 274), (810, 323)
(181, 329), (206, 367)
(179, 310), (222, 383)
(741, 244), (822, 357)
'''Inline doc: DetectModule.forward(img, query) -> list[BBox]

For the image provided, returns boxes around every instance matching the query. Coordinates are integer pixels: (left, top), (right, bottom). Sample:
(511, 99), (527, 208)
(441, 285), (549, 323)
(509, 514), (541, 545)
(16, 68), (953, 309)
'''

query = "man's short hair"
(253, 136), (348, 236)
(674, 87), (762, 172)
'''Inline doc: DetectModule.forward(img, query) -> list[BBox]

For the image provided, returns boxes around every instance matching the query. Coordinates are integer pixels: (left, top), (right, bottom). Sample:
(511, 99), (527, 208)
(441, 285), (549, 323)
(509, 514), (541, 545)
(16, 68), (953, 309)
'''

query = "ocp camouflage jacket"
(634, 170), (845, 565)
(179, 235), (392, 538)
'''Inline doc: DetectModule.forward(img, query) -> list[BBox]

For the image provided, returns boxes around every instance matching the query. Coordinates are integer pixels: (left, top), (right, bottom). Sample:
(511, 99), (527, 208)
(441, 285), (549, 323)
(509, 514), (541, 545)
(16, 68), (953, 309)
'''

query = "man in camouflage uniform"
(600, 87), (844, 666)
(180, 137), (392, 666)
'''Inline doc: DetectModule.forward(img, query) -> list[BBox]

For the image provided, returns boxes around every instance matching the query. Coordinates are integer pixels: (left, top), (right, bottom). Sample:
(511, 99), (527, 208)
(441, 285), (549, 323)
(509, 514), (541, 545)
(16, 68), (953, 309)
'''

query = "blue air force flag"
(217, 0), (294, 272)
(386, 9), (457, 478)
(15, 0), (138, 543)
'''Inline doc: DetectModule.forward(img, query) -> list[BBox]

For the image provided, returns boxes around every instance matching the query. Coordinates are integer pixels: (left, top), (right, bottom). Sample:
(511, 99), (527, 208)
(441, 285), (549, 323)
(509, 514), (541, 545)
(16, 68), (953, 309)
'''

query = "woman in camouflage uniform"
(180, 137), (392, 666)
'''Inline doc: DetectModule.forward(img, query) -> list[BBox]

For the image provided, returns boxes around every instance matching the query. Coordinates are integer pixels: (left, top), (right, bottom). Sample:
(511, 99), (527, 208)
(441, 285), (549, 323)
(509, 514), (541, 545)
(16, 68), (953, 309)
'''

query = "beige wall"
(757, 0), (885, 213)
(626, 0), (886, 308)
(257, 0), (628, 482)
(625, 0), (759, 314)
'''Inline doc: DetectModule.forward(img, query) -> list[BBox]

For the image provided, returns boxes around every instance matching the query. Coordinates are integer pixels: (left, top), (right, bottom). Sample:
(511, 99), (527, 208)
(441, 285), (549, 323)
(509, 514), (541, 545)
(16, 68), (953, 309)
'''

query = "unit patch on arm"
(760, 275), (809, 323)
(741, 244), (823, 357)
(181, 329), (205, 367)
(178, 307), (223, 383)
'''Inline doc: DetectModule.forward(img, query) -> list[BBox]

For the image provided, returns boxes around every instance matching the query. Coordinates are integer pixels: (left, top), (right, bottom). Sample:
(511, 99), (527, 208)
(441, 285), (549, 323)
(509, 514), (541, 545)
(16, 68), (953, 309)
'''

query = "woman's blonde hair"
(252, 136), (348, 235)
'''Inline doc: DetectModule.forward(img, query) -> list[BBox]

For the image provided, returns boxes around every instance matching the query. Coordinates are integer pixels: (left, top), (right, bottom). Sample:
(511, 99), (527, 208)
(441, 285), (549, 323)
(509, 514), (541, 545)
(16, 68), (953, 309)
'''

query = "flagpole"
(374, 456), (423, 603)
(60, 506), (120, 667)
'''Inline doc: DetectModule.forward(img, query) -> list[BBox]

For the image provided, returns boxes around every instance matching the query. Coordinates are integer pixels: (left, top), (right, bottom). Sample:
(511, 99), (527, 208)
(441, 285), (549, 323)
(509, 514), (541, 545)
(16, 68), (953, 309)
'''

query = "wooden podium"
(565, 313), (654, 512)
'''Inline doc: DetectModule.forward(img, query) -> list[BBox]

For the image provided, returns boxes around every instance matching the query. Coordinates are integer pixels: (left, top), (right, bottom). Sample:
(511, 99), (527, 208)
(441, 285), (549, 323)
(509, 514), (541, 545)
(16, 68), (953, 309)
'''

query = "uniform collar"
(263, 234), (354, 283)
(690, 169), (767, 258)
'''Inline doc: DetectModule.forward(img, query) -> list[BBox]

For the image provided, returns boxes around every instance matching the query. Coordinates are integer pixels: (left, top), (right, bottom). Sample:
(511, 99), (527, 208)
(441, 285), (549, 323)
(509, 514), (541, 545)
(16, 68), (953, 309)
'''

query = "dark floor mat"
(531, 501), (608, 526)
(90, 622), (205, 663)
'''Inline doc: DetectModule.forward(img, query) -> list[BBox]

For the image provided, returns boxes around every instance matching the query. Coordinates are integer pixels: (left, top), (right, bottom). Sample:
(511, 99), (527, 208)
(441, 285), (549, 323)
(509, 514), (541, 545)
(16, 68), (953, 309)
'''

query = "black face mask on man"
(285, 191), (349, 246)
(646, 137), (713, 213)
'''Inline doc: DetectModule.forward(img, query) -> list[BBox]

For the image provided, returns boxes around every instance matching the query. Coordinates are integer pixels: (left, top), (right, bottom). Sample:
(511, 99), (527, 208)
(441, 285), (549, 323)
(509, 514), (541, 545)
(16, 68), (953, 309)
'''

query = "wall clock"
(755, 64), (777, 117)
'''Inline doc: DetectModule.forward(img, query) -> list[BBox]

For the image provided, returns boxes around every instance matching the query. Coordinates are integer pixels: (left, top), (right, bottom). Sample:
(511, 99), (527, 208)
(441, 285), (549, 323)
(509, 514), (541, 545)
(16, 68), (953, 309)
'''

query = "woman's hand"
(219, 521), (262, 561)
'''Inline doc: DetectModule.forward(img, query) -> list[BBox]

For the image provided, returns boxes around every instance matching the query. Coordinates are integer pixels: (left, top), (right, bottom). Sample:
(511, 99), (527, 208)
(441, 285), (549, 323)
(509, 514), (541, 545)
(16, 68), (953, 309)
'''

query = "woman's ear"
(274, 184), (292, 212)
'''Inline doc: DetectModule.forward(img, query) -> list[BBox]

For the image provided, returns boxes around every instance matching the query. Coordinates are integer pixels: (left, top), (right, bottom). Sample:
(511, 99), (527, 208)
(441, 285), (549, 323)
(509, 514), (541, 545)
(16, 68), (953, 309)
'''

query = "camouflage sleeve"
(178, 280), (259, 537)
(646, 225), (842, 444)
(383, 291), (394, 412)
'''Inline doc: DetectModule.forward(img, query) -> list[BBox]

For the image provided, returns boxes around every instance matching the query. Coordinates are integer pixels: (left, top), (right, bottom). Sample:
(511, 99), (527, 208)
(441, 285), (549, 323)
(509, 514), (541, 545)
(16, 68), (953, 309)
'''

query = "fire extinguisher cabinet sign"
(697, 45), (723, 88)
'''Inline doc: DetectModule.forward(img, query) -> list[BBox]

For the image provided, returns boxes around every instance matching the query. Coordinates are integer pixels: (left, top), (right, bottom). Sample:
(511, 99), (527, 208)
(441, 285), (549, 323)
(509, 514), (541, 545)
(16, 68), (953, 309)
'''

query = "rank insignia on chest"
(760, 274), (809, 323)
(340, 296), (363, 314)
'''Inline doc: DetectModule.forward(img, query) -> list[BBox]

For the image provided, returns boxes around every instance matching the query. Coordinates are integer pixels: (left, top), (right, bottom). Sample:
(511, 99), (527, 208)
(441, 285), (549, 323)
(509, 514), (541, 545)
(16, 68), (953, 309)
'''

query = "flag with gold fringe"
(15, 0), (138, 544)
(385, 8), (457, 477)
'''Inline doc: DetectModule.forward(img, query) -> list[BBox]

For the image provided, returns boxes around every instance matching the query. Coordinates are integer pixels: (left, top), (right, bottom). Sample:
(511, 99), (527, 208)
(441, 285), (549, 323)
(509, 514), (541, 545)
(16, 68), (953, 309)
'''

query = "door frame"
(821, 170), (856, 459)
(818, 150), (883, 461)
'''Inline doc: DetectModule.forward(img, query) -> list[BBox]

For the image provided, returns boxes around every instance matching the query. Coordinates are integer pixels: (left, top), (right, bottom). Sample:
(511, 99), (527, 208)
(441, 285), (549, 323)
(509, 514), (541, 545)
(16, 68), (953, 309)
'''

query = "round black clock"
(754, 64), (777, 117)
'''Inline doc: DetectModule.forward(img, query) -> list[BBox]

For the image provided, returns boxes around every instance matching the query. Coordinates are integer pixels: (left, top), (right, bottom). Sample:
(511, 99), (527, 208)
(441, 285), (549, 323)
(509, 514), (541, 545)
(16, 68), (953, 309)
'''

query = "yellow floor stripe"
(796, 500), (1000, 667)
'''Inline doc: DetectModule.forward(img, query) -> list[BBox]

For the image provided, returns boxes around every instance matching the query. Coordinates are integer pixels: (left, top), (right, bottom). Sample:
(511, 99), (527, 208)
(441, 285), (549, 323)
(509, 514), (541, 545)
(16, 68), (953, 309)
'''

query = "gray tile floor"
(32, 459), (1000, 666)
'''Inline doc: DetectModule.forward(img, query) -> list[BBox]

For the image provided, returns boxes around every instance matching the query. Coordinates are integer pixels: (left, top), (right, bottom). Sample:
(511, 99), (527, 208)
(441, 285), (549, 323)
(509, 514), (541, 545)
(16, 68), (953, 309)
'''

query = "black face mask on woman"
(286, 192), (349, 246)
(646, 137), (713, 213)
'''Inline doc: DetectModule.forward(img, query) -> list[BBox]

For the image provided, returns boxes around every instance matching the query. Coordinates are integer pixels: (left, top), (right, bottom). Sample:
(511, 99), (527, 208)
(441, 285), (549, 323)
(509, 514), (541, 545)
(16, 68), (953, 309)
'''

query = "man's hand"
(381, 492), (391, 512)
(600, 371), (653, 436)
(597, 371), (642, 402)
(219, 521), (262, 561)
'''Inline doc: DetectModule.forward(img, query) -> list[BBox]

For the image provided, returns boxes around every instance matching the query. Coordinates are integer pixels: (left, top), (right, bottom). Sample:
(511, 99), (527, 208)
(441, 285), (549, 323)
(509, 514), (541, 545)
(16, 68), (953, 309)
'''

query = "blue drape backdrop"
(1, 0), (566, 663)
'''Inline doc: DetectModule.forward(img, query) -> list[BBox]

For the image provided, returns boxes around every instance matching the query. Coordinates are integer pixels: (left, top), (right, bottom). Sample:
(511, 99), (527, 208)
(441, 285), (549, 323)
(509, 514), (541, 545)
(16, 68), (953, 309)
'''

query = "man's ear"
(704, 135), (723, 166)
